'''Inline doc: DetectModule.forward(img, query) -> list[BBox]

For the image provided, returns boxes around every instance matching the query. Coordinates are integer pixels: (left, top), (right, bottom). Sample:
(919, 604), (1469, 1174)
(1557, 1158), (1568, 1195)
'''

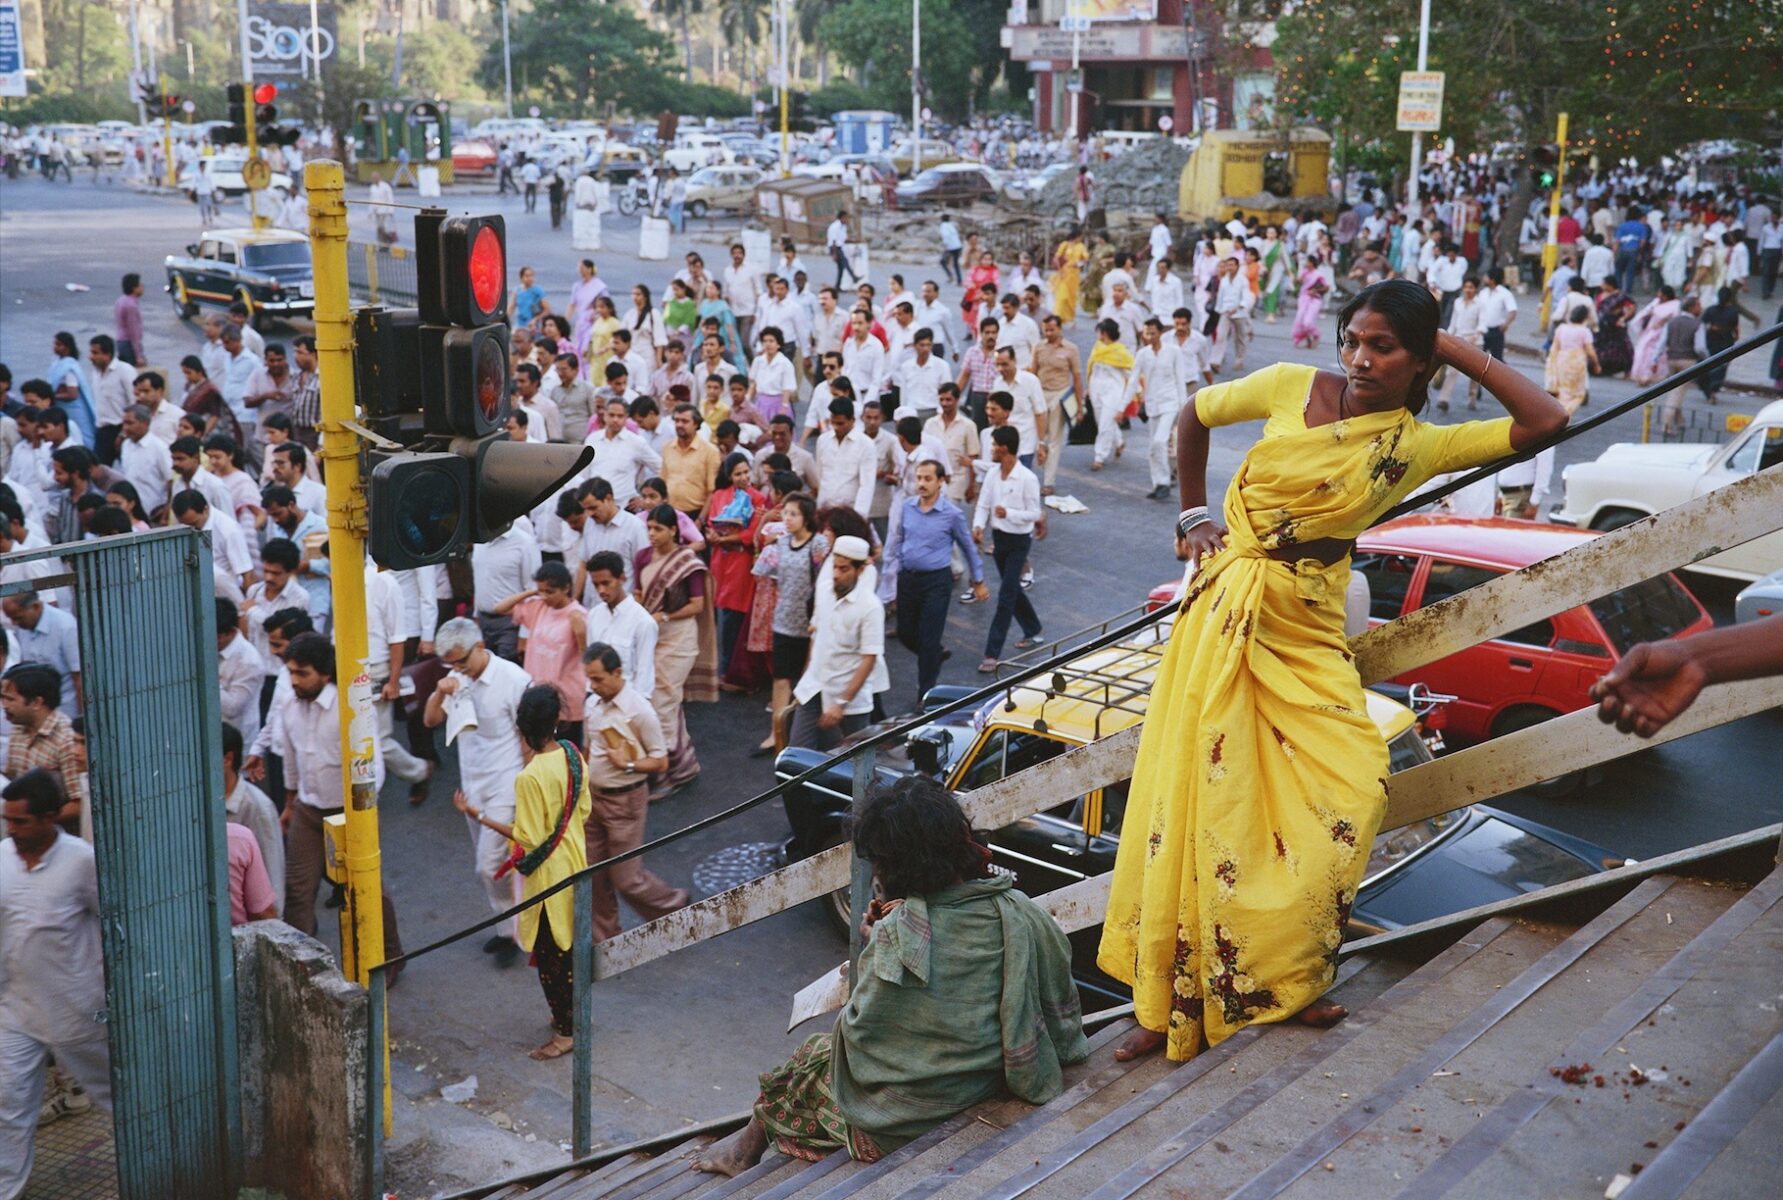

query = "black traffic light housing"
(360, 210), (591, 569)
(253, 83), (301, 147)
(219, 82), (249, 146)
(163, 93), (183, 117)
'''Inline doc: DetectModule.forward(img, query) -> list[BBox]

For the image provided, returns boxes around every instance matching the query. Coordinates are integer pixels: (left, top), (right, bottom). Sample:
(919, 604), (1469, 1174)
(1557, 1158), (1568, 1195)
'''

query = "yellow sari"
(1052, 239), (1088, 321)
(1097, 363), (1512, 1061)
(586, 314), (622, 379)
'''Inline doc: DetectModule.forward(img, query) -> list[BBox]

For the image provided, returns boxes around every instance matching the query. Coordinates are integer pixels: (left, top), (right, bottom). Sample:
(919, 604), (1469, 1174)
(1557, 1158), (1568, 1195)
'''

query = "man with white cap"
(789, 534), (888, 750)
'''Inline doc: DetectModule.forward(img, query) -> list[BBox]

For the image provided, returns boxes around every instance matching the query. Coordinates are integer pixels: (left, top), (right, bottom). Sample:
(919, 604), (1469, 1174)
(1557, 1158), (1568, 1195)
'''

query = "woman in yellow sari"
(1052, 229), (1089, 323)
(1099, 280), (1566, 1062)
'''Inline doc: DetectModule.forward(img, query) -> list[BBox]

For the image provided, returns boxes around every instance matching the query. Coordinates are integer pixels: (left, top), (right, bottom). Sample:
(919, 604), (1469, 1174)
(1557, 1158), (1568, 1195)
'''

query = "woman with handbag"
(452, 685), (589, 1060)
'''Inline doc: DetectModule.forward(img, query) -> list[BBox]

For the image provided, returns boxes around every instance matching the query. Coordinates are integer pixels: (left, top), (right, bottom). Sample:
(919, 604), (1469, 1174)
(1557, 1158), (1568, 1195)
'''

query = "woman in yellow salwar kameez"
(1051, 229), (1089, 322)
(1099, 281), (1566, 1063)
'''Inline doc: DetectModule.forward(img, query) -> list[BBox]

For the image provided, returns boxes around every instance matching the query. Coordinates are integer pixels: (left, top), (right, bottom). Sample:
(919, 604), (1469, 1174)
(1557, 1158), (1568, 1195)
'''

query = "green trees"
(816, 0), (979, 118)
(479, 0), (680, 117)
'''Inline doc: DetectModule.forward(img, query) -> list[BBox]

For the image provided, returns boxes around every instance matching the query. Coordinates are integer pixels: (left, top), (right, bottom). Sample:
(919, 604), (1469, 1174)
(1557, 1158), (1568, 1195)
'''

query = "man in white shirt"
(572, 477), (650, 596)
(692, 332), (739, 399)
(83, 334), (135, 465)
(216, 595), (265, 749)
(1495, 444), (1556, 519)
(840, 309), (886, 402)
(809, 286), (851, 366)
(1146, 257), (1185, 321)
(423, 617), (533, 962)
(972, 425), (1044, 669)
(814, 396), (879, 515)
(752, 414), (820, 492)
(1211, 258), (1255, 372)
(1476, 267), (1519, 364)
(1128, 317), (1192, 501)
(217, 326), (264, 451)
(173, 489), (255, 596)
(882, 300), (920, 375)
(893, 329), (951, 420)
(1097, 280), (1146, 349)
(363, 561), (431, 800)
(1439, 276), (1486, 410)
(583, 397), (662, 507)
(0, 770), (113, 1188)
(115, 404), (172, 510)
(789, 535), (886, 750)
(991, 347), (1049, 471)
(1580, 232), (1616, 290)
(914, 280), (955, 360)
(827, 210), (859, 288)
(722, 242), (763, 349)
(1427, 244), (1469, 327)
(268, 442), (326, 514)
(994, 293), (1042, 369)
(470, 519), (541, 661)
(756, 275), (808, 365)
(581, 551), (657, 696)
(1147, 213), (1174, 271)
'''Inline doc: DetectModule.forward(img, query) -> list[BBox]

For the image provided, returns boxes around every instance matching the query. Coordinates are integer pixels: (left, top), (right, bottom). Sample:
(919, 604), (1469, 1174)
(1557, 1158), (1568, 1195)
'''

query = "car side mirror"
(186, 244), (199, 256)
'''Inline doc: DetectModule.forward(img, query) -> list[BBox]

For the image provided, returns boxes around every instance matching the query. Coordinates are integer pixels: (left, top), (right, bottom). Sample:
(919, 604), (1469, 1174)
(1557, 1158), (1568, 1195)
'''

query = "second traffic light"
(254, 82), (300, 147)
(361, 209), (592, 569)
(218, 82), (249, 145)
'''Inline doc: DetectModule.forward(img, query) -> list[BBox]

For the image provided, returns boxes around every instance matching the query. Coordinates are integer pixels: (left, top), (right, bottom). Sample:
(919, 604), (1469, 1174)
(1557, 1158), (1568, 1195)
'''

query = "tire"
(1590, 507), (1646, 533)
(688, 199), (708, 219)
(169, 275), (197, 320)
(617, 193), (638, 217)
(1492, 705), (1581, 796)
(236, 288), (267, 332)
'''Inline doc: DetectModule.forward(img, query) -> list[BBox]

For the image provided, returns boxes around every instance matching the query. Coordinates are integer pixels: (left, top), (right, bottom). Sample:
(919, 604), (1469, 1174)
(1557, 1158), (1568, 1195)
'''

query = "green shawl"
(831, 875), (1089, 1146)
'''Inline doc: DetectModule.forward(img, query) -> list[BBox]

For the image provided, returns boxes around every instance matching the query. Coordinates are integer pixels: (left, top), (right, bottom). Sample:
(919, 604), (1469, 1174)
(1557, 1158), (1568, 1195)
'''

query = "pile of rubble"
(1035, 138), (1195, 221)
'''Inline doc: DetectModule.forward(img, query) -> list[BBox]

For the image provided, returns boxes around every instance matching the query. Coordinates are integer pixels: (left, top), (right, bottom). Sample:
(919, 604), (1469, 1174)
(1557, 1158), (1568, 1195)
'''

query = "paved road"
(2, 174), (1778, 1193)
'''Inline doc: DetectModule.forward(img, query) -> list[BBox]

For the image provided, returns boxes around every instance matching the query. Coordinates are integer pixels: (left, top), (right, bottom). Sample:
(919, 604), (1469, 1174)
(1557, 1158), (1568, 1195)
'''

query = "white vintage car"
(1549, 397), (1783, 582)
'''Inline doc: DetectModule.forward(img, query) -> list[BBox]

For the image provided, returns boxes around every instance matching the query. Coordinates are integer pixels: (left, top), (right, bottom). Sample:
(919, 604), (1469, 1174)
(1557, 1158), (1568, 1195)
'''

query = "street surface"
(2, 173), (1778, 1194)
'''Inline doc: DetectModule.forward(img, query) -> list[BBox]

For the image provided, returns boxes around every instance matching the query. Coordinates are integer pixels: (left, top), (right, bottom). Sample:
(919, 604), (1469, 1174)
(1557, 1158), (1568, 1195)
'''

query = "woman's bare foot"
(1296, 997), (1348, 1028)
(1114, 1026), (1167, 1062)
(527, 1034), (573, 1061)
(694, 1118), (770, 1177)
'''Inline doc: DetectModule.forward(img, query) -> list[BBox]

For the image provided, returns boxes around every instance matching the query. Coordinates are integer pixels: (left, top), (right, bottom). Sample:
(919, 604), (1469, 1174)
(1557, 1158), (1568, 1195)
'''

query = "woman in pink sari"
(1628, 285), (1681, 385)
(1290, 255), (1334, 349)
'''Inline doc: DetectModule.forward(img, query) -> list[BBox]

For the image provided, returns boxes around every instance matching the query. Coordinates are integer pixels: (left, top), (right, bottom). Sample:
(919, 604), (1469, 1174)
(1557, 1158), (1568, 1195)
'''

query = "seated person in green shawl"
(696, 777), (1089, 1176)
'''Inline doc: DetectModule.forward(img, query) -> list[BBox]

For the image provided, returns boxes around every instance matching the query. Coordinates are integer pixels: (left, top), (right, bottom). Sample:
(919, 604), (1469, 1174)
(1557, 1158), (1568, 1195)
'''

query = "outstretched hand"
(1589, 641), (1708, 738)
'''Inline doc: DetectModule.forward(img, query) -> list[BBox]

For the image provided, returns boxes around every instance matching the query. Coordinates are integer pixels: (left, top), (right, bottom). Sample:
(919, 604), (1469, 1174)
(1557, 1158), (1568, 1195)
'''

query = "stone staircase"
(452, 856), (1783, 1200)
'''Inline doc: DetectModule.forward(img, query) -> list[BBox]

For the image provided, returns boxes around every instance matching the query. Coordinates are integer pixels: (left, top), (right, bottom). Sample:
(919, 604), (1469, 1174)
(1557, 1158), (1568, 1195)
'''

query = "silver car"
(1735, 568), (1783, 624)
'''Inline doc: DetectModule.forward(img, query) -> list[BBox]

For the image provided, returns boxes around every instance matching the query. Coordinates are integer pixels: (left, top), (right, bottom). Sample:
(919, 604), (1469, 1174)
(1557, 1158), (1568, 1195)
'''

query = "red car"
(451, 139), (498, 177)
(1147, 516), (1711, 773)
(1350, 516), (1711, 746)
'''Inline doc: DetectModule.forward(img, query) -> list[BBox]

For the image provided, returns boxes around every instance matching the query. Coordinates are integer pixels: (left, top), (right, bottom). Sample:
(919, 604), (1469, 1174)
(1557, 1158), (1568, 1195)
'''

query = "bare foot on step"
(694, 1118), (770, 1176)
(1296, 997), (1348, 1027)
(1114, 1026), (1167, 1061)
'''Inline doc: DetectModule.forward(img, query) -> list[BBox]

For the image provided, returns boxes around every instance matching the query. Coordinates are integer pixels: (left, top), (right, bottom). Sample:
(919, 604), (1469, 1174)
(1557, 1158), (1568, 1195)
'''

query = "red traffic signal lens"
(473, 330), (506, 423)
(467, 226), (504, 319)
(254, 83), (278, 105)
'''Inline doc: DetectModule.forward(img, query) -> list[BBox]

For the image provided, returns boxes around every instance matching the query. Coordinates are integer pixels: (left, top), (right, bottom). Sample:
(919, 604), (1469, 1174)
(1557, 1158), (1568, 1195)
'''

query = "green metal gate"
(2, 529), (240, 1197)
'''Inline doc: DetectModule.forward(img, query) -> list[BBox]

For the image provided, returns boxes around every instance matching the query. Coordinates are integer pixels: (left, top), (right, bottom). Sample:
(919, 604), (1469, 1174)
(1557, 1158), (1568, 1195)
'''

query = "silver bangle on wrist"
(1176, 506), (1210, 539)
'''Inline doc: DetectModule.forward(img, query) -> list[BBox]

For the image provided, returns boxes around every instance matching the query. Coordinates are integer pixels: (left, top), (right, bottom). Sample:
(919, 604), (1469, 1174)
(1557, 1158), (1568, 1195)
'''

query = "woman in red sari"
(702, 452), (770, 692)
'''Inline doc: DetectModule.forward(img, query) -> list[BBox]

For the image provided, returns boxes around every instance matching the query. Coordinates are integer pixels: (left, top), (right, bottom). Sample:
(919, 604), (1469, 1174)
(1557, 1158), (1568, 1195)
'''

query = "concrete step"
(506, 1151), (648, 1200)
(548, 1138), (710, 1199)
(1119, 876), (1679, 1200)
(1671, 1035), (1783, 1200)
(1258, 874), (1729, 1199)
(1433, 870), (1783, 1200)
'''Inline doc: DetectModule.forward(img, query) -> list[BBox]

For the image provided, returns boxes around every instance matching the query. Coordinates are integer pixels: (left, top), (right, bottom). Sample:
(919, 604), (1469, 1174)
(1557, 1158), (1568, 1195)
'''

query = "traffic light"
(362, 210), (592, 569)
(162, 94), (183, 118)
(253, 82), (300, 147)
(218, 82), (249, 145)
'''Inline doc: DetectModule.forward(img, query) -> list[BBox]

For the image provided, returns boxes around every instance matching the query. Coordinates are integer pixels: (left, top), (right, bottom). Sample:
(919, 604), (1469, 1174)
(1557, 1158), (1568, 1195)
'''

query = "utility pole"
(237, 0), (253, 84)
(129, 0), (147, 125)
(500, 0), (513, 119)
(1536, 112), (1570, 330)
(1406, 0), (1430, 211)
(305, 157), (393, 1132)
(911, 0), (921, 175)
(777, 0), (790, 177)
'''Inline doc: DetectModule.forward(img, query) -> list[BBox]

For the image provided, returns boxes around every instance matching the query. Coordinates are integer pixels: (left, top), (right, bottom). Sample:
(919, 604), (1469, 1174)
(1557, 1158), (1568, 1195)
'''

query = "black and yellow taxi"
(165, 227), (314, 329)
(775, 619), (1621, 1005)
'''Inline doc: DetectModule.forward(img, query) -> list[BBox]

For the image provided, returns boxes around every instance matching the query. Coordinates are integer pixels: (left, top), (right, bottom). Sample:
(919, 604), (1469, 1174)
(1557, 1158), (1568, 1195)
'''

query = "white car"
(662, 133), (734, 173)
(1549, 397), (1783, 581)
(1736, 568), (1783, 624)
(178, 156), (295, 198)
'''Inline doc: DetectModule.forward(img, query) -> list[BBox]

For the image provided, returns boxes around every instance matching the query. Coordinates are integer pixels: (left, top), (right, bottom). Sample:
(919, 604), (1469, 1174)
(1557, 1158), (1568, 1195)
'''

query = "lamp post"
(1406, 0), (1430, 210)
(500, 0), (514, 119)
(911, 0), (921, 175)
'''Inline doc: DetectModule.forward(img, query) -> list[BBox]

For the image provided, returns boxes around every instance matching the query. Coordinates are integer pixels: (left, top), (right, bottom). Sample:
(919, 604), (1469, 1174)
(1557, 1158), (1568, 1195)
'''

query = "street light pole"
(911, 0), (921, 175)
(1406, 0), (1430, 211)
(501, 0), (514, 119)
(778, 0), (791, 177)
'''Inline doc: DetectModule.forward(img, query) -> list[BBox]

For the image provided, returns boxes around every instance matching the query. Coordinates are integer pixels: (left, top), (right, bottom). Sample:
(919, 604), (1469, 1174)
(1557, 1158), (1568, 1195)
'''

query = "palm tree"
(717, 0), (768, 93)
(658, 0), (703, 82)
(796, 0), (845, 87)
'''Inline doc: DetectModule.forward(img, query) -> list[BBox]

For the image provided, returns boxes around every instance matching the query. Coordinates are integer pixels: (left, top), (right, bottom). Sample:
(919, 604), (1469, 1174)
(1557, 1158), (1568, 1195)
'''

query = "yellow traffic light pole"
(246, 102), (267, 231)
(1535, 112), (1569, 330)
(307, 160), (392, 1132)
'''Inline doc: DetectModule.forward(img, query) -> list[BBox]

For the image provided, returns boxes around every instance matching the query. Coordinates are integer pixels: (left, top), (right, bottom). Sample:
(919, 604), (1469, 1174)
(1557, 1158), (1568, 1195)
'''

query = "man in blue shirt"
(884, 457), (986, 702)
(1613, 206), (1651, 297)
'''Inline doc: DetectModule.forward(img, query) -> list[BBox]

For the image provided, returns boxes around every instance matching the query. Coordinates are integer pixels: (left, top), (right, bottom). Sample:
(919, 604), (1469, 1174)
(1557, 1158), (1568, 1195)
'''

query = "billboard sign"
(1396, 71), (1445, 133)
(1065, 0), (1157, 22)
(0, 0), (26, 99)
(246, 2), (338, 79)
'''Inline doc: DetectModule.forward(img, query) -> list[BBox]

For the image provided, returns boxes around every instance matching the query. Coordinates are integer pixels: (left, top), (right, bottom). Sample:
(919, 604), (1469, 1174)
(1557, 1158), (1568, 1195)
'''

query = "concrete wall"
(233, 922), (370, 1200)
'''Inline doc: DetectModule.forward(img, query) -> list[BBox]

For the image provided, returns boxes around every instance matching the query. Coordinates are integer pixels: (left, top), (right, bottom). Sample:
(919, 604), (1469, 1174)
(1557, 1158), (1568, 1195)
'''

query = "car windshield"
(1431, 817), (1596, 890)
(914, 168), (944, 185)
(1588, 574), (1700, 655)
(689, 169), (724, 184)
(242, 243), (310, 271)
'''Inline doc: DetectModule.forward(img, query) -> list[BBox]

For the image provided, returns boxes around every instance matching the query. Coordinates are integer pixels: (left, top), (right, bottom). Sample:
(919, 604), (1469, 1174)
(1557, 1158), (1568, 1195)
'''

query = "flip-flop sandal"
(528, 1038), (574, 1061)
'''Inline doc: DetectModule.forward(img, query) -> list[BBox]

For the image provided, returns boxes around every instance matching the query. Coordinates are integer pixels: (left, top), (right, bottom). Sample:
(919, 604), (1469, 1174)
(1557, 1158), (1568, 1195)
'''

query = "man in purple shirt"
(113, 274), (144, 367)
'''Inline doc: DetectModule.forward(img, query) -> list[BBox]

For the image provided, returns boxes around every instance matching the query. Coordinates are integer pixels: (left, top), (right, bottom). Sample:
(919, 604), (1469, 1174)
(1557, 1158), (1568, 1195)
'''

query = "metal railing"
(360, 318), (1783, 1199)
(345, 242), (418, 307)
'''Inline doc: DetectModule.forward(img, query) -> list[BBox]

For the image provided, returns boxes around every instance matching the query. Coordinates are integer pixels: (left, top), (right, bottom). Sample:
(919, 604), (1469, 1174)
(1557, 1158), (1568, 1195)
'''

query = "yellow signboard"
(1726, 413), (1753, 434)
(1396, 71), (1445, 133)
(1066, 0), (1157, 21)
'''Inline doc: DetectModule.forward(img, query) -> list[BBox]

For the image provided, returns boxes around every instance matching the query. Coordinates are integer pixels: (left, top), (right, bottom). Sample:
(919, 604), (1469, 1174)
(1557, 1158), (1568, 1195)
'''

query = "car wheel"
(689, 199), (708, 219)
(1589, 507), (1646, 533)
(169, 275), (197, 320)
(1492, 705), (1581, 796)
